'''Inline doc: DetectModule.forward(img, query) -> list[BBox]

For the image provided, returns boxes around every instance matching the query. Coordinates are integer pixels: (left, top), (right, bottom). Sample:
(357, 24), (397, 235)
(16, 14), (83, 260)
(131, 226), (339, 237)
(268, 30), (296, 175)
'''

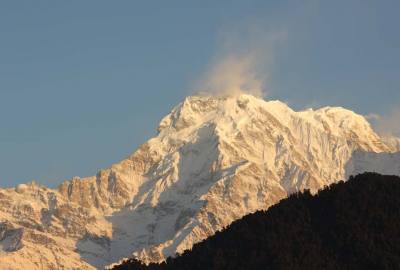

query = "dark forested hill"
(111, 173), (400, 270)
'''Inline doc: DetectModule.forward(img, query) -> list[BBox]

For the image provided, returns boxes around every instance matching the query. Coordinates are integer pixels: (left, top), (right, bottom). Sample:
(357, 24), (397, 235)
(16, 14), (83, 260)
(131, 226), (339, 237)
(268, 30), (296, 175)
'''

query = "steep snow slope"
(0, 94), (399, 270)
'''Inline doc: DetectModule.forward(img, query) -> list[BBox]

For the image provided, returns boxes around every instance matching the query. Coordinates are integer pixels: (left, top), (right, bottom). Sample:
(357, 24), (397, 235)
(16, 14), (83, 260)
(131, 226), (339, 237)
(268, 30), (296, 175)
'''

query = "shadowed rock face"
(1, 94), (399, 270)
(0, 222), (23, 252)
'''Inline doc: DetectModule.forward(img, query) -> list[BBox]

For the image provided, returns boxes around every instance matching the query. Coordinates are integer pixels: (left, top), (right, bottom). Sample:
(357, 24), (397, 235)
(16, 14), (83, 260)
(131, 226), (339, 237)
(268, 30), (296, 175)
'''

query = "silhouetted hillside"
(111, 173), (400, 270)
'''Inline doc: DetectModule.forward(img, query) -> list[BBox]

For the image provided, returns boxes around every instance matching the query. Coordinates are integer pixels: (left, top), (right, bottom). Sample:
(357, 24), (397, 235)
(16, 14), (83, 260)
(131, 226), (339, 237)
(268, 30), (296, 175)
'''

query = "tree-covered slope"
(112, 173), (400, 270)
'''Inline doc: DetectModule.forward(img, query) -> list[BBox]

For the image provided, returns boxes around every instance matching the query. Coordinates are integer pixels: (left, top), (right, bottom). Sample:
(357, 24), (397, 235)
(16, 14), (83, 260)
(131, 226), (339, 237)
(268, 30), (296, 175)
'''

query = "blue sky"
(1, 1), (399, 187)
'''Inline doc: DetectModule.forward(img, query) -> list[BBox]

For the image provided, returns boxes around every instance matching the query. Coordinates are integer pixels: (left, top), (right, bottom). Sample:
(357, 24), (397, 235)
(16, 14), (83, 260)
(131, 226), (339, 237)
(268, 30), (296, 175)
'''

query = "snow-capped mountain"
(1, 94), (399, 270)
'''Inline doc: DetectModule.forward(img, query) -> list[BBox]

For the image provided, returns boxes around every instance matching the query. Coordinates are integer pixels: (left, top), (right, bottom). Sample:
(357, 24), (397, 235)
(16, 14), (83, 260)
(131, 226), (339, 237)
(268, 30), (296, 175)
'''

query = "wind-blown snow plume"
(198, 53), (263, 97)
(193, 26), (287, 97)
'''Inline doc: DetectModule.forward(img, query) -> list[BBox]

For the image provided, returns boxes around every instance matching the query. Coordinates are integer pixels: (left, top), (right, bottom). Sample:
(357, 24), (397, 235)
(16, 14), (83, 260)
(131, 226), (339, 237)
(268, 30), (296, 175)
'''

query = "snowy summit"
(1, 94), (400, 270)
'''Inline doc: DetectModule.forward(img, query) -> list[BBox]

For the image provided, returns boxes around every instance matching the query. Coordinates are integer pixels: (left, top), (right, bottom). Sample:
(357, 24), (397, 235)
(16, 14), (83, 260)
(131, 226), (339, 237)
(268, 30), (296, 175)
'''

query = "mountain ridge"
(1, 93), (399, 269)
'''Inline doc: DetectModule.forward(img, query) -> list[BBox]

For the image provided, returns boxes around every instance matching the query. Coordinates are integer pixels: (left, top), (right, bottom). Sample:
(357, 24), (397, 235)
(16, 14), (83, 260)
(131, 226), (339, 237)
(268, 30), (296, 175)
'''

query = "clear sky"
(1, 1), (399, 187)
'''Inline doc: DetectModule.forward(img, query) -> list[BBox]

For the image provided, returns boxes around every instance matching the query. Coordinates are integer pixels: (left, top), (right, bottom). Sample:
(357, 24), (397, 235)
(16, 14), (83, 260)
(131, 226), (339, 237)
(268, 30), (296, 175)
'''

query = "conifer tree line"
(112, 173), (400, 270)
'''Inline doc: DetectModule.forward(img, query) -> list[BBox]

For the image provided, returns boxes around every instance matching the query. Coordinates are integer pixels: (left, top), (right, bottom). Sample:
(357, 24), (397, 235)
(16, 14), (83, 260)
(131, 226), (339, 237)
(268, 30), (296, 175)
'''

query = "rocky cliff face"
(1, 94), (399, 270)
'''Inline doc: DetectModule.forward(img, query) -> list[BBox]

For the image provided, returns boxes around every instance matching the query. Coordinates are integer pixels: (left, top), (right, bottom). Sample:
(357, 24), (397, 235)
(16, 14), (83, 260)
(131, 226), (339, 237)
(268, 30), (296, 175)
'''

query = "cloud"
(193, 24), (287, 98)
(368, 108), (400, 137)
(364, 113), (381, 121)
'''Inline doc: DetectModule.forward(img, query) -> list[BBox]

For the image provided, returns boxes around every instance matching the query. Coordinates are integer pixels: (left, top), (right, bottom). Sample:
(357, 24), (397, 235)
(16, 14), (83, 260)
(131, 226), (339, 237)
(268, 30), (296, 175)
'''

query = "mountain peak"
(157, 93), (290, 133)
(157, 94), (380, 148)
(1, 94), (400, 269)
